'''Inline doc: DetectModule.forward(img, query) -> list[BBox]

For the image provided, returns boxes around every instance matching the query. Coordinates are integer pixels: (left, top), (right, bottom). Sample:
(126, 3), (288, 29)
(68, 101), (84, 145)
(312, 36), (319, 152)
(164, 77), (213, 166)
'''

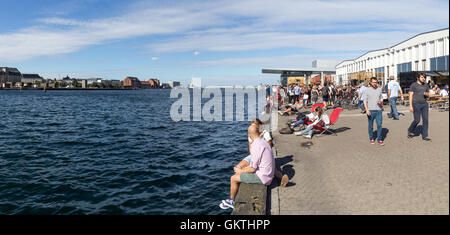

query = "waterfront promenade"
(270, 107), (449, 215)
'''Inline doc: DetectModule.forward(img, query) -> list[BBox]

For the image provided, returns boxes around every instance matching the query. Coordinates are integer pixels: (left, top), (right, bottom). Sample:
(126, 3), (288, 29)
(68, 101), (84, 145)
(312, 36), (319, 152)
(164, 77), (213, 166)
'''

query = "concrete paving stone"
(270, 107), (449, 215)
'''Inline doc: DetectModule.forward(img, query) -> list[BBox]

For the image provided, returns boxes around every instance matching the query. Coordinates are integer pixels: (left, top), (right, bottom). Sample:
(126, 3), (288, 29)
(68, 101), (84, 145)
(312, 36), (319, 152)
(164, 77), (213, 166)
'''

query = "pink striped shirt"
(249, 137), (275, 186)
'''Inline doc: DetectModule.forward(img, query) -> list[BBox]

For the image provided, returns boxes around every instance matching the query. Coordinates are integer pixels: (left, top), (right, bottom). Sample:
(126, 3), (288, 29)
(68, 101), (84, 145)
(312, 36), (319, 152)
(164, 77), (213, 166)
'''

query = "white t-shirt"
(440, 89), (449, 97)
(388, 81), (401, 98)
(248, 130), (272, 143)
(307, 113), (330, 126)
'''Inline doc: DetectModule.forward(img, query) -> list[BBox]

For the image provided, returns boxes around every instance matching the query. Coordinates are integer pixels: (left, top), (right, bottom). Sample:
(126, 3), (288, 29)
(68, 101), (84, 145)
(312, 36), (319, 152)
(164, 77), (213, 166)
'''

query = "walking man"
(294, 83), (301, 103)
(387, 76), (404, 120)
(364, 77), (384, 145)
(358, 83), (367, 114)
(407, 73), (431, 141)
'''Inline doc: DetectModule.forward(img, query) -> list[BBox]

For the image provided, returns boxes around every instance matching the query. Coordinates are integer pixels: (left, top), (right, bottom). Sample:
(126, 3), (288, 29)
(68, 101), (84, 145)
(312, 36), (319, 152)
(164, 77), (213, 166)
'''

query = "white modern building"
(336, 28), (449, 86)
(168, 81), (181, 88)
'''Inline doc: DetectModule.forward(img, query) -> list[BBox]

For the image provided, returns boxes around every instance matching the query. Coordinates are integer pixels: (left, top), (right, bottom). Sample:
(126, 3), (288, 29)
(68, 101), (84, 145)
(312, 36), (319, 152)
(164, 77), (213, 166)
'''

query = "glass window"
(445, 56), (449, 71)
(436, 56), (446, 71)
(430, 58), (437, 71)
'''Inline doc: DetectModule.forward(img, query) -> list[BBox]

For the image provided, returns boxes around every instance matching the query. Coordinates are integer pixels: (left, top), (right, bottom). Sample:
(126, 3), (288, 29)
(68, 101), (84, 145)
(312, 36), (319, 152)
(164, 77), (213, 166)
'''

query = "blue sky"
(0, 0), (448, 86)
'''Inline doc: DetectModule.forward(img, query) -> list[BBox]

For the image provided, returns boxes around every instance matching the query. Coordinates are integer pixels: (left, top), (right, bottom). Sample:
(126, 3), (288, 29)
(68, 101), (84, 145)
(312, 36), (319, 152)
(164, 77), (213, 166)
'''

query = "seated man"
(220, 125), (275, 210)
(294, 106), (330, 139)
(234, 119), (288, 187)
(278, 100), (302, 116)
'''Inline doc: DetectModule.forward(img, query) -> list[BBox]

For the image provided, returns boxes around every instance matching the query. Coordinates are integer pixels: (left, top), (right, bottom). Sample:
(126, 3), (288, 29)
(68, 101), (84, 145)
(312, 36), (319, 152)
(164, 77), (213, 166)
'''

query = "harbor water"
(0, 89), (260, 215)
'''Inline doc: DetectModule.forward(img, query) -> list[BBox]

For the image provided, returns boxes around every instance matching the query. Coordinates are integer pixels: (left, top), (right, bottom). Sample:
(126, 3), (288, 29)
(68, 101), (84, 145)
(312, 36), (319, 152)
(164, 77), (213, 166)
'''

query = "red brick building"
(148, 79), (160, 88)
(123, 77), (141, 88)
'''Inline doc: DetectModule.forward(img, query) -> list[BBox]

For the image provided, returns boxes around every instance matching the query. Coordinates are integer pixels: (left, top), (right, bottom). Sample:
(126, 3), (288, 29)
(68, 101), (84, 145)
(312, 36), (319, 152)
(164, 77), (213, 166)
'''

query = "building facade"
(22, 74), (44, 83)
(123, 77), (141, 88)
(336, 28), (449, 86)
(1, 67), (23, 87)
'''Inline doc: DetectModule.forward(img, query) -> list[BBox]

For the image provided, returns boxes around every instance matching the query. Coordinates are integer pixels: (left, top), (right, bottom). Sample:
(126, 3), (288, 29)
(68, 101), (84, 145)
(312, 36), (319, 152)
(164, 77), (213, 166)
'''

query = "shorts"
(240, 173), (263, 184)
(243, 155), (251, 164)
(323, 96), (329, 102)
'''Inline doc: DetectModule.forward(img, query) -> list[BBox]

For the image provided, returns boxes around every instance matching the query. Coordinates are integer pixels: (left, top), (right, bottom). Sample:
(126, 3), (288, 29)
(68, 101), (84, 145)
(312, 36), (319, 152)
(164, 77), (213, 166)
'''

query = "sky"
(0, 0), (448, 86)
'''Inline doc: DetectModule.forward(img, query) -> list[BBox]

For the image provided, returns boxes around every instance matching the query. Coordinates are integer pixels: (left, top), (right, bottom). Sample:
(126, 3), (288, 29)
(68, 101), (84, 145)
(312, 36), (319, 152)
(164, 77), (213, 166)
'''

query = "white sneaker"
(219, 202), (229, 210)
(303, 135), (312, 139)
(220, 199), (235, 209)
(294, 131), (303, 136)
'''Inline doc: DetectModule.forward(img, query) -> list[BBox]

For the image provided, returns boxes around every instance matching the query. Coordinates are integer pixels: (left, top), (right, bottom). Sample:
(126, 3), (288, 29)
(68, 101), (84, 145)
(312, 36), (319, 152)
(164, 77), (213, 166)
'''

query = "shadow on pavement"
(270, 155), (295, 189)
(318, 126), (351, 136)
(371, 128), (390, 140)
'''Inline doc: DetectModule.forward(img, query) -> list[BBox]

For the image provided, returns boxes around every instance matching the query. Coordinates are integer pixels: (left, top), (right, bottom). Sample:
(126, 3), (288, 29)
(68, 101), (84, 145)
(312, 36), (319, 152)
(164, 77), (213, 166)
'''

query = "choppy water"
(0, 90), (253, 215)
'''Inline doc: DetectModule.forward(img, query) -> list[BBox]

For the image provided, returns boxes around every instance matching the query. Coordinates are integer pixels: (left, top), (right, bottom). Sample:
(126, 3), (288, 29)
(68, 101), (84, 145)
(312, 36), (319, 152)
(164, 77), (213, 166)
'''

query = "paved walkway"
(270, 106), (449, 215)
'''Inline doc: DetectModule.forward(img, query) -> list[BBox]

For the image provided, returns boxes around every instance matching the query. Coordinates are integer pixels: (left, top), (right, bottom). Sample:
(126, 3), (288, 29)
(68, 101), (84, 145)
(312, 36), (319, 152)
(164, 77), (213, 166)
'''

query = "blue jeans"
(388, 97), (399, 119)
(368, 110), (383, 141)
(408, 103), (429, 138)
(300, 124), (314, 136)
(298, 124), (328, 137)
(358, 100), (365, 111)
(292, 119), (306, 127)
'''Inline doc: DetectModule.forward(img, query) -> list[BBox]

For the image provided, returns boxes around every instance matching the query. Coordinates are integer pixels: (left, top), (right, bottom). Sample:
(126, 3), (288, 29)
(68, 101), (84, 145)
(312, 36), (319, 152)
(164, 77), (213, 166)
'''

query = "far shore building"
(1, 67), (23, 88)
(168, 81), (180, 88)
(335, 28), (449, 89)
(109, 80), (122, 86)
(80, 80), (87, 88)
(141, 78), (161, 89)
(22, 74), (44, 87)
(123, 77), (141, 88)
(148, 78), (160, 88)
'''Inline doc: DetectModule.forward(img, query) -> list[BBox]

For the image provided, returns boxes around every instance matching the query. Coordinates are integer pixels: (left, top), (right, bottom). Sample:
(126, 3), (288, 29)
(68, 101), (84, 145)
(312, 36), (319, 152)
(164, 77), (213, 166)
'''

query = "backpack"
(322, 87), (329, 97)
(279, 127), (293, 134)
(296, 113), (306, 121)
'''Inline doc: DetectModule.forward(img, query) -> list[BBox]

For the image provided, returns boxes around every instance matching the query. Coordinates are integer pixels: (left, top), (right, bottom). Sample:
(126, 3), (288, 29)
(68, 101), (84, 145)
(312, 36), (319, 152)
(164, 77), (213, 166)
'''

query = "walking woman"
(311, 85), (319, 105)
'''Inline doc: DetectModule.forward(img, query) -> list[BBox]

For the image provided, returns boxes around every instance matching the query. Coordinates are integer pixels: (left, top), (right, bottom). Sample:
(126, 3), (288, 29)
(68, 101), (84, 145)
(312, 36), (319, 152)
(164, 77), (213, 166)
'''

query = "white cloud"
(194, 53), (357, 68)
(0, 0), (448, 62)
(152, 57), (159, 61)
(149, 30), (419, 53)
(194, 51), (200, 56)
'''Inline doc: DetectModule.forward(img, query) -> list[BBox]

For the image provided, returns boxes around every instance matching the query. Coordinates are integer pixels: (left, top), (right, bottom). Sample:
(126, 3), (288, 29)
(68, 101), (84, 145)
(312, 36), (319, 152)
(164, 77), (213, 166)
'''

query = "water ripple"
(0, 90), (249, 215)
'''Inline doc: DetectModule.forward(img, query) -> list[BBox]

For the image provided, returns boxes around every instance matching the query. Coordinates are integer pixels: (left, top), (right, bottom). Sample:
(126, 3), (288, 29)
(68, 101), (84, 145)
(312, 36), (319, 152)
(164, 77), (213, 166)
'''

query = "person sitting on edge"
(234, 119), (288, 188)
(220, 125), (275, 210)
(278, 100), (302, 116)
(294, 106), (330, 139)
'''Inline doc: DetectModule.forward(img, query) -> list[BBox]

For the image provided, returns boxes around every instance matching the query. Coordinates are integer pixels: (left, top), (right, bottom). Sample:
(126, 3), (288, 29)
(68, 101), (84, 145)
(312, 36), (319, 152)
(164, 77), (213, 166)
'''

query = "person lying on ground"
(289, 109), (318, 130)
(294, 106), (330, 139)
(278, 100), (302, 116)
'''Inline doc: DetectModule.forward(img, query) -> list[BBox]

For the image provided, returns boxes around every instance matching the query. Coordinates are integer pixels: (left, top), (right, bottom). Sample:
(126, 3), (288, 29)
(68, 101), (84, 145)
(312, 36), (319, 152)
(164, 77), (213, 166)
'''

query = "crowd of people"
(221, 73), (447, 210)
(275, 83), (362, 113)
